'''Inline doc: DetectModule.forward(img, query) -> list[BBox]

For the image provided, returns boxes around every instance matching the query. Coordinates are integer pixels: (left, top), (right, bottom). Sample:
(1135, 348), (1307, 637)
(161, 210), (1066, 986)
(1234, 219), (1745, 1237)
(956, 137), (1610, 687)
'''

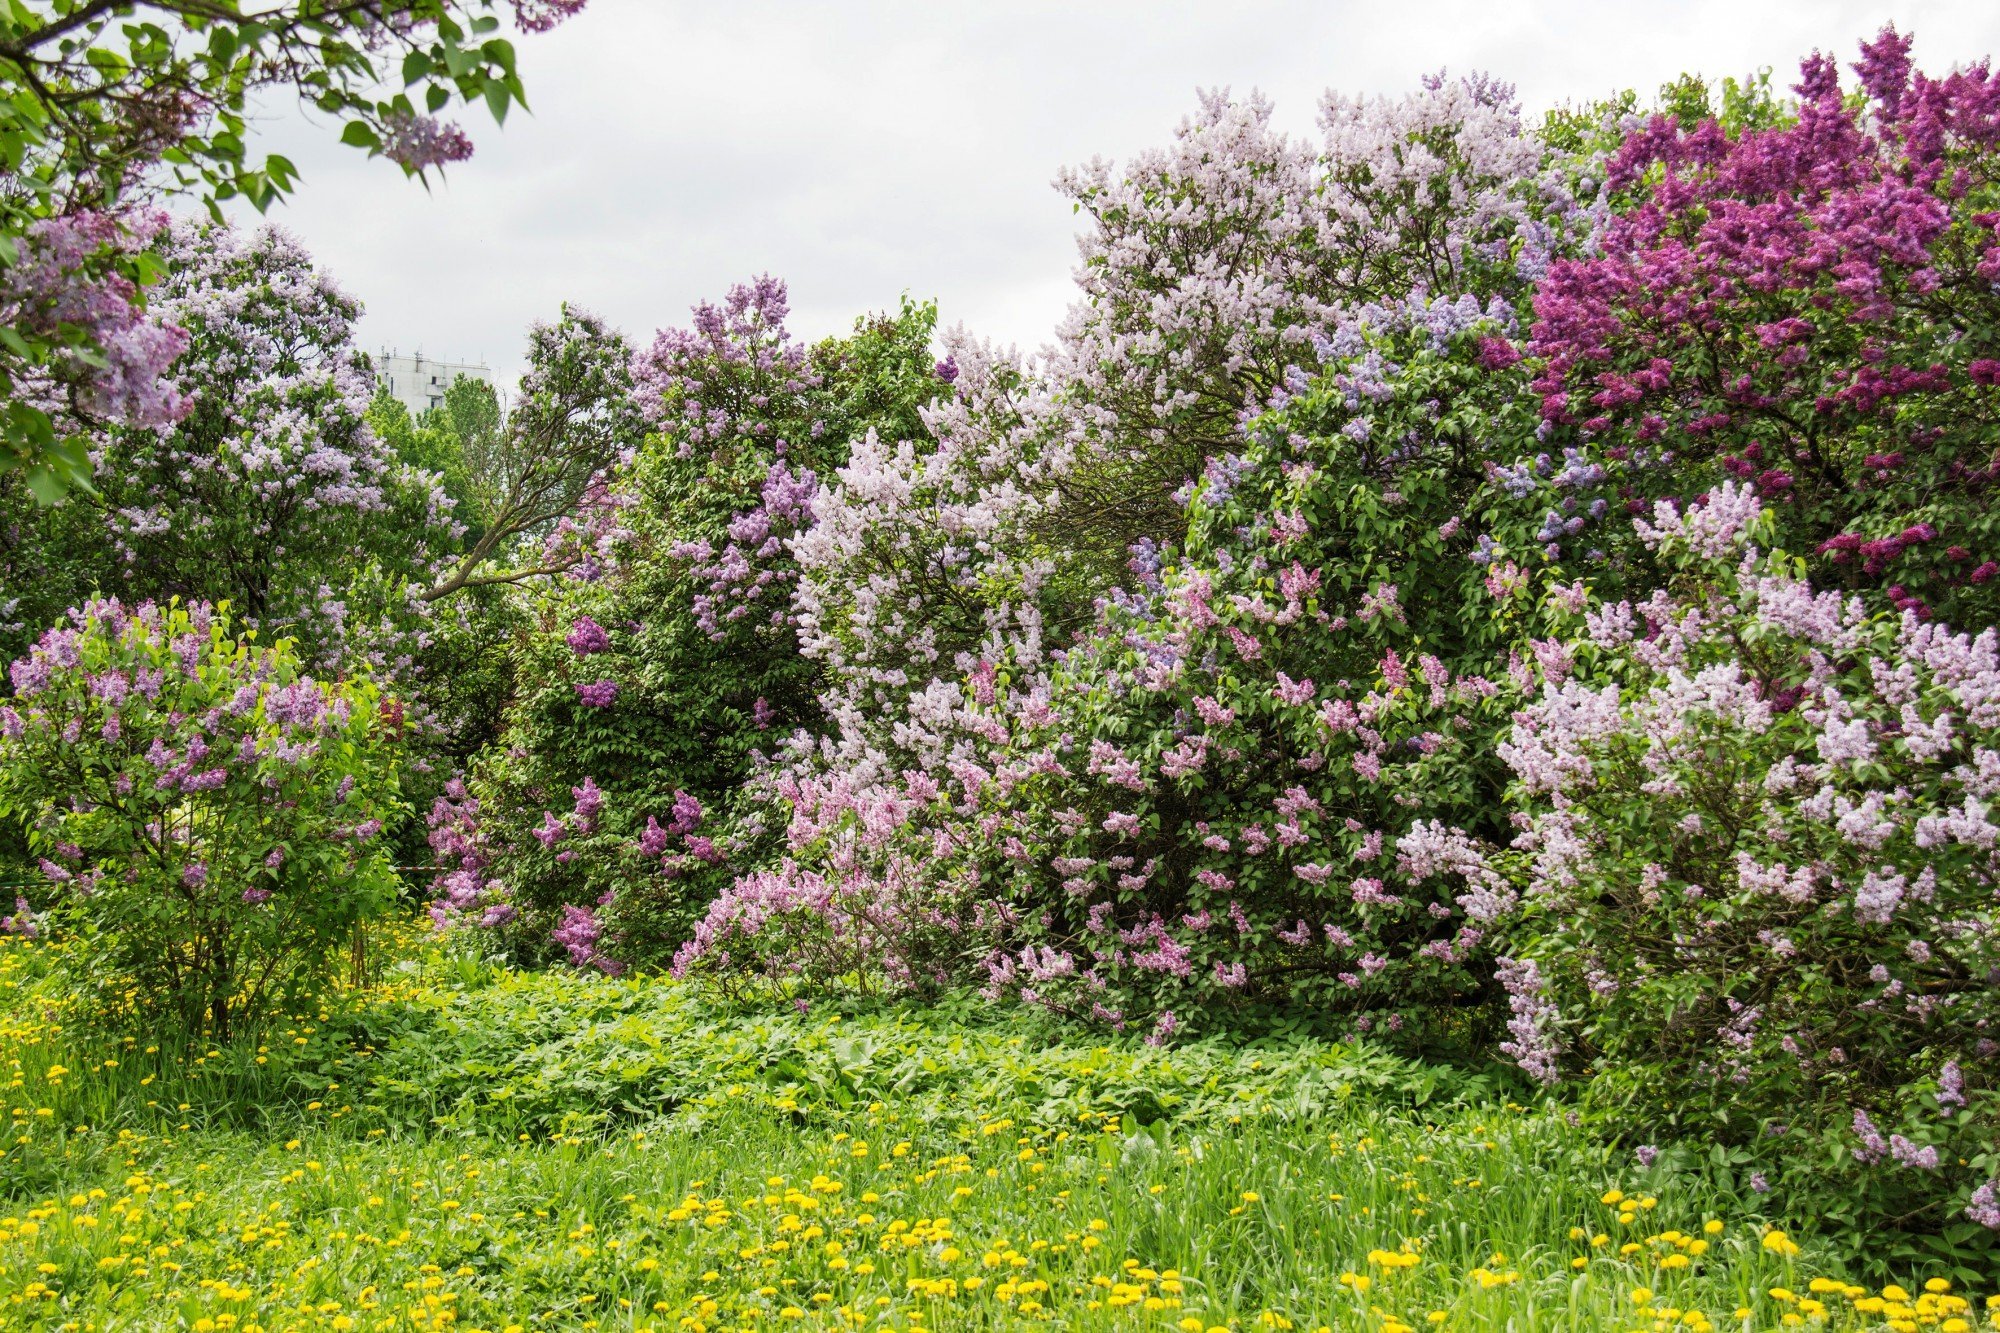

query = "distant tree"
(443, 373), (507, 483)
(370, 389), (483, 536)
(423, 306), (646, 602)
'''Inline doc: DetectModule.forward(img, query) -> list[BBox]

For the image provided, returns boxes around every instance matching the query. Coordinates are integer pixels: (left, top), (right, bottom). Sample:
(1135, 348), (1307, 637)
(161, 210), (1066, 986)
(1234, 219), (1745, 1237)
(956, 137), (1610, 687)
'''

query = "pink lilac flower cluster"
(509, 0), (589, 34)
(426, 778), (516, 931)
(552, 898), (621, 974)
(379, 113), (474, 172)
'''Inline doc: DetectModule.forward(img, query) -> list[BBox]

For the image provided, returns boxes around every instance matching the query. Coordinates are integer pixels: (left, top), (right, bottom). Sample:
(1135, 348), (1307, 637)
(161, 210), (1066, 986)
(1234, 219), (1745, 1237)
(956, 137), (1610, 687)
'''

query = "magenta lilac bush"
(1531, 26), (2000, 626)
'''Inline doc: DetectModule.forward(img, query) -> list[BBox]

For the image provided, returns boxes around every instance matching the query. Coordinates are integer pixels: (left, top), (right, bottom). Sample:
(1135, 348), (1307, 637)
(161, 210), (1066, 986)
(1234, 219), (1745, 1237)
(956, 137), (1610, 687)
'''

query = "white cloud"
(227, 0), (2000, 387)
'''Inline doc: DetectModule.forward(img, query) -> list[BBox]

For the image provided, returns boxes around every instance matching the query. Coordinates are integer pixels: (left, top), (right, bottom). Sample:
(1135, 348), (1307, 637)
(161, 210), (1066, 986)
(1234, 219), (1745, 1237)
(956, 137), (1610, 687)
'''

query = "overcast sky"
(227, 0), (2000, 388)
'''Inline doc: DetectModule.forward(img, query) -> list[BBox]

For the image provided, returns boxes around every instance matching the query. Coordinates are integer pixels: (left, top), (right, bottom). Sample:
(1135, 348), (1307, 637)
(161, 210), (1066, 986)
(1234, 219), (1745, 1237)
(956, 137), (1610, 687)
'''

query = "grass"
(1, 929), (1993, 1332)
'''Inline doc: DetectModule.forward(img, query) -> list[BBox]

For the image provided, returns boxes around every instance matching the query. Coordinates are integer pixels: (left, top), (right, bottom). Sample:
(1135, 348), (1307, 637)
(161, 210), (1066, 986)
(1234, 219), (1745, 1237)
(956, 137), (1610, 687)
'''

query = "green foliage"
(1542, 70), (1786, 166)
(1654, 68), (1790, 133)
(319, 967), (1491, 1139)
(369, 389), (483, 532)
(1540, 91), (1640, 158)
(0, 469), (105, 664)
(443, 373), (507, 470)
(2, 951), (1984, 1319)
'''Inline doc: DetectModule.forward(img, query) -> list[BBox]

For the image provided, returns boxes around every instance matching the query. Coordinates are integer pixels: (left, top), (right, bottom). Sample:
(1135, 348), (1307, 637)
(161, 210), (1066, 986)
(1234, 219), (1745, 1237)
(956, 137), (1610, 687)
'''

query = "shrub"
(0, 600), (402, 1039)
(947, 304), (1558, 1035)
(306, 964), (1491, 1140)
(429, 286), (943, 969)
(1500, 483), (1998, 1250)
(681, 76), (1606, 1029)
(40, 222), (458, 673)
(664, 40), (2000, 1257)
(1531, 28), (2000, 627)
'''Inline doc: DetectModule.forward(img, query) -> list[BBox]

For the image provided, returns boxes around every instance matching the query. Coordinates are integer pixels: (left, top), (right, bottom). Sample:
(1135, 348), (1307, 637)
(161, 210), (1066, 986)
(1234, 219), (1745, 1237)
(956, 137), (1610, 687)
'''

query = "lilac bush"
(689, 74), (1602, 1027)
(0, 601), (402, 1038)
(4, 221), (463, 676)
(1500, 482), (1997, 1232)
(918, 306), (1562, 1033)
(1530, 27), (2000, 626)
(427, 286), (942, 970)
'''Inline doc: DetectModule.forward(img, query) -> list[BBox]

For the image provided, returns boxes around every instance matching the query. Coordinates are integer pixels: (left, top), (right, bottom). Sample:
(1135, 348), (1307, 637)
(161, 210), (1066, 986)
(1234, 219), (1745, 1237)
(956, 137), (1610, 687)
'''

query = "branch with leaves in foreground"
(0, 0), (588, 501)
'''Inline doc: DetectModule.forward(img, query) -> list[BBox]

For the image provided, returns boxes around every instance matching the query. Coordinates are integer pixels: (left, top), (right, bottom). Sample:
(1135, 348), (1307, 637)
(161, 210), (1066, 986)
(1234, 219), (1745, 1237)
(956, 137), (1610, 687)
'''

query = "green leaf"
(23, 462), (68, 505)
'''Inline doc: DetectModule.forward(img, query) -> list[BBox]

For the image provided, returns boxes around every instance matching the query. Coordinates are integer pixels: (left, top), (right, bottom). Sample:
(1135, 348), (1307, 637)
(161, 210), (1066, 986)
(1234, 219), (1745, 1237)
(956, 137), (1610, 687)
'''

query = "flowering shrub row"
(658, 34), (2000, 1259)
(4, 23), (1996, 1264)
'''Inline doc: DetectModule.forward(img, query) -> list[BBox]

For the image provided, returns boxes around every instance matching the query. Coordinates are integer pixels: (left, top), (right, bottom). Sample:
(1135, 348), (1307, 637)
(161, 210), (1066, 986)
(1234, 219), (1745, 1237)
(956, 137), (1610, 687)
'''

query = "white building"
(376, 349), (493, 417)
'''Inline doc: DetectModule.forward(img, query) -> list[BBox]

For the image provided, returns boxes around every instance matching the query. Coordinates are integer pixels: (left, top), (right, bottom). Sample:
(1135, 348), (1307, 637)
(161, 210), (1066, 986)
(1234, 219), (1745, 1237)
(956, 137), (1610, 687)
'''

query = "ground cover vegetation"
(3, 19), (2000, 1326)
(2, 929), (1993, 1332)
